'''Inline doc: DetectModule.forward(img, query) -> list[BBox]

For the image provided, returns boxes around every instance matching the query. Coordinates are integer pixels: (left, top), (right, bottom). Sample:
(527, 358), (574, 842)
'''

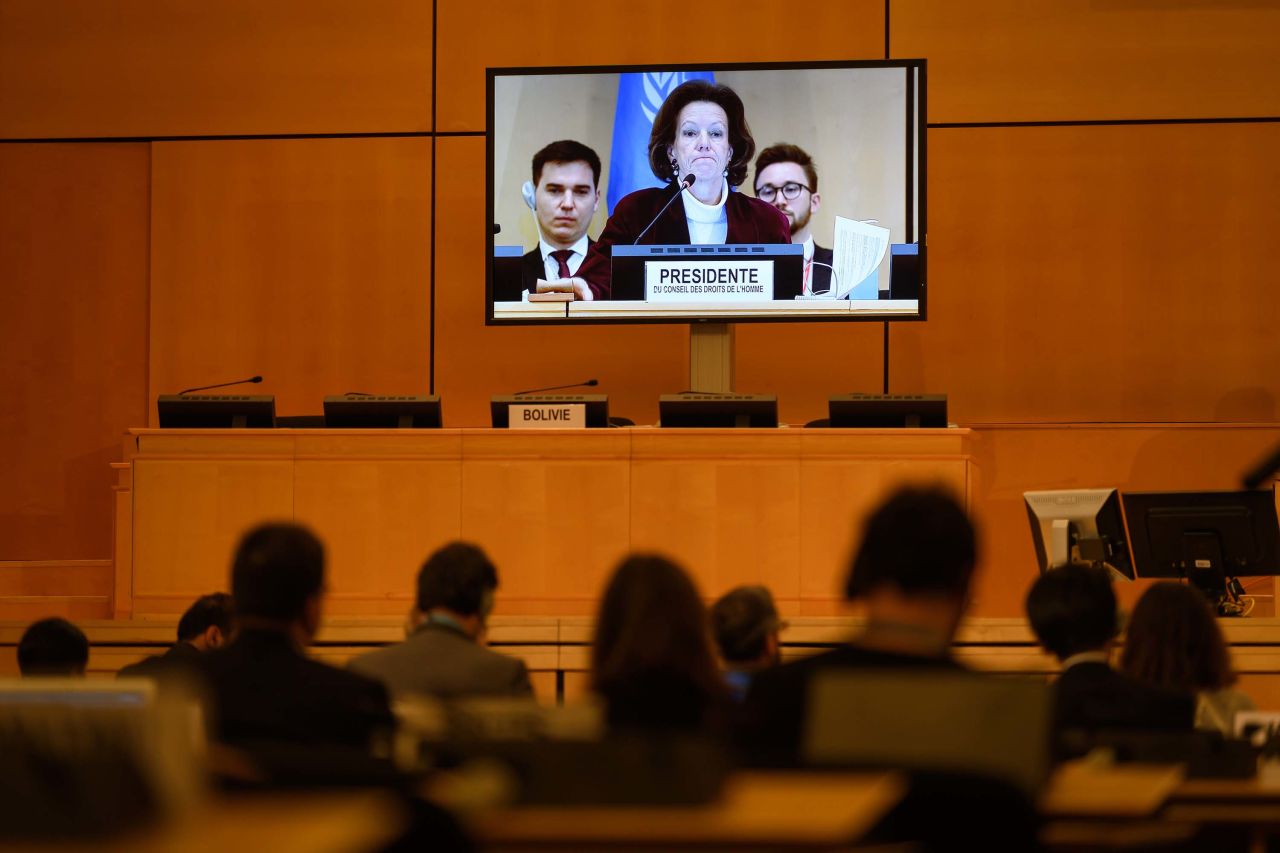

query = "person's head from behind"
(648, 80), (755, 191)
(231, 522), (325, 641)
(1025, 562), (1118, 662)
(18, 617), (89, 677)
(530, 139), (601, 250)
(753, 143), (821, 241)
(416, 542), (498, 640)
(177, 592), (235, 651)
(710, 585), (785, 671)
(1121, 581), (1236, 693)
(845, 486), (977, 647)
(591, 554), (722, 704)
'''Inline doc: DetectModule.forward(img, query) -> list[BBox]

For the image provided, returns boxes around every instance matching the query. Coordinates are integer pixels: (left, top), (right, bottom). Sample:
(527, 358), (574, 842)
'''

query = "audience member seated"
(349, 542), (532, 700)
(17, 617), (89, 677)
(739, 486), (975, 766)
(117, 592), (234, 681)
(1026, 563), (1194, 756)
(199, 523), (394, 756)
(591, 554), (726, 734)
(710, 585), (785, 702)
(741, 486), (1041, 850)
(1121, 581), (1255, 736)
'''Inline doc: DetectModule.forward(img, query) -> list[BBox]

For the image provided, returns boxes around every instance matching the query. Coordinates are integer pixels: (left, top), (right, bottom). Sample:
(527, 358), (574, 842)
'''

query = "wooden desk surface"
(467, 771), (905, 849)
(9, 791), (405, 853)
(1040, 761), (1185, 817)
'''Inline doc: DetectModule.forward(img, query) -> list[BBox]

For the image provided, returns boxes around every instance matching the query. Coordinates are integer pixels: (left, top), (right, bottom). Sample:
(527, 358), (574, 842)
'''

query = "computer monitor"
(490, 394), (610, 428)
(1122, 489), (1280, 604)
(828, 393), (947, 428)
(156, 394), (276, 428)
(1024, 488), (1133, 580)
(658, 394), (778, 428)
(323, 395), (443, 428)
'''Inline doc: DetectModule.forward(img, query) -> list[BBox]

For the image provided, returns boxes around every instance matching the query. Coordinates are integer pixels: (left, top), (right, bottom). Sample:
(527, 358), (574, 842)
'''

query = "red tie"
(550, 249), (573, 279)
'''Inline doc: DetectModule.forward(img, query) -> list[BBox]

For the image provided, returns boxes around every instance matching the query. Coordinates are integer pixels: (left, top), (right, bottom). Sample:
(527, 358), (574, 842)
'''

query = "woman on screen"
(1120, 581), (1256, 735)
(545, 80), (790, 301)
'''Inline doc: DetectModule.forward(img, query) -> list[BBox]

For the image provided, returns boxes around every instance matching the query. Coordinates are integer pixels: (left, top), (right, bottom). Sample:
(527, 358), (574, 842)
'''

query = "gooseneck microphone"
(515, 379), (599, 396)
(633, 173), (696, 245)
(177, 375), (263, 395)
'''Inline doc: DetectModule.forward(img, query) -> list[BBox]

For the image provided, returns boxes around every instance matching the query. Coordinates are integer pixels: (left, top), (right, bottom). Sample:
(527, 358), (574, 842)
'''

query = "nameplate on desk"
(644, 260), (774, 302)
(509, 403), (586, 429)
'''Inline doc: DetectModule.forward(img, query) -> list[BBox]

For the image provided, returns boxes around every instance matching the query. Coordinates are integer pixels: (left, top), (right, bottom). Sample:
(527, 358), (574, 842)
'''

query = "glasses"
(754, 182), (811, 202)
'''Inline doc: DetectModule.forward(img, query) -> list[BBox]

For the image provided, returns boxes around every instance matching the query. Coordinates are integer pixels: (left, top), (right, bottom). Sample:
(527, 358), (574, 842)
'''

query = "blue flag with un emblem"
(606, 70), (715, 215)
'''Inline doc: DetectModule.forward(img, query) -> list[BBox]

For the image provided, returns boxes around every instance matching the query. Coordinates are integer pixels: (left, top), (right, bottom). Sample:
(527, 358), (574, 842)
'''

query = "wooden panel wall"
(2, 0), (1279, 619)
(148, 137), (432, 420)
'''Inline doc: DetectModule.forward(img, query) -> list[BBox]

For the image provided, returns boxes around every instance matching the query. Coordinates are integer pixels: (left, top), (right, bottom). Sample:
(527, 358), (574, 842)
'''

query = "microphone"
(1243, 441), (1280, 490)
(515, 379), (599, 396)
(177, 375), (263, 395)
(633, 173), (695, 244)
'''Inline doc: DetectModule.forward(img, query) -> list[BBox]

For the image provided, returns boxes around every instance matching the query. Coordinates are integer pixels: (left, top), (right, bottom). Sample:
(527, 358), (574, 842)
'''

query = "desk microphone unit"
(659, 394), (778, 429)
(828, 393), (947, 428)
(490, 395), (609, 428)
(157, 394), (276, 428)
(323, 395), (442, 429)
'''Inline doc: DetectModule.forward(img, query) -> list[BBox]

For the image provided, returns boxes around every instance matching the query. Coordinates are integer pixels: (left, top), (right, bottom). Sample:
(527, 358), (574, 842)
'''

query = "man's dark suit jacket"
(1052, 661), (1195, 736)
(521, 240), (594, 295)
(811, 242), (834, 295)
(117, 641), (202, 680)
(576, 186), (791, 300)
(348, 620), (532, 701)
(737, 644), (962, 768)
(199, 628), (392, 750)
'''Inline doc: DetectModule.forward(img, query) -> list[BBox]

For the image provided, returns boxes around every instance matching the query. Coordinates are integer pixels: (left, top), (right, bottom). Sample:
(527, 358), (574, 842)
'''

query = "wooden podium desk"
(112, 427), (971, 619)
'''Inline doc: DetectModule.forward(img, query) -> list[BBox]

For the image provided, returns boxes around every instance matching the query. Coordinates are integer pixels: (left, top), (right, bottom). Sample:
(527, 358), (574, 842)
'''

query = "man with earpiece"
(521, 140), (602, 296)
(348, 542), (533, 700)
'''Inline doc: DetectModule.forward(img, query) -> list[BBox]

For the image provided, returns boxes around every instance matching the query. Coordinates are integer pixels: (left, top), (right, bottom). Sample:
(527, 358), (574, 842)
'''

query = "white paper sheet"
(832, 216), (891, 298)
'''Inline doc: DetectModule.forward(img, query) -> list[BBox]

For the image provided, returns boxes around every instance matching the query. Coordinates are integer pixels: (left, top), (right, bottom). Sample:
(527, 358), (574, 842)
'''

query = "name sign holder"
(611, 244), (804, 301)
(490, 394), (610, 428)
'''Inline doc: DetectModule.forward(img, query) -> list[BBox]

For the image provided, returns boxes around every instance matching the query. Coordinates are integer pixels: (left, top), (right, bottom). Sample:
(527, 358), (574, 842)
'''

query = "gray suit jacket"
(348, 621), (533, 700)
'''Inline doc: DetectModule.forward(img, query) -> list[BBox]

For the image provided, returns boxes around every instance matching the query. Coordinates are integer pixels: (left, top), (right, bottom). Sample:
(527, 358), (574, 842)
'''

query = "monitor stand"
(689, 323), (734, 393)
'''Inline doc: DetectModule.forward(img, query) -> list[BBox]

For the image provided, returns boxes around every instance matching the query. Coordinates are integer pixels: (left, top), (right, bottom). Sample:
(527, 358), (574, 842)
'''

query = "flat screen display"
(487, 60), (925, 325)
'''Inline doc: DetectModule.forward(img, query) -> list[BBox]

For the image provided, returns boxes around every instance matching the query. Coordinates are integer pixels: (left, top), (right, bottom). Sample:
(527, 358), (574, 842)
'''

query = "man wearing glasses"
(753, 144), (831, 296)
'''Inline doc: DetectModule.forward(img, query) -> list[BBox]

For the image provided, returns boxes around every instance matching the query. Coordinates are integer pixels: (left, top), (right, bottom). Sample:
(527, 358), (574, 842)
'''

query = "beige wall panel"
(293, 460), (464, 609)
(893, 123), (1280, 424)
(433, 137), (688, 428)
(797, 458), (969, 605)
(131, 459), (294, 607)
(892, 0), (1280, 123)
(459, 432), (632, 613)
(0, 143), (150, 560)
(965, 425), (1280, 619)
(629, 432), (802, 601)
(149, 137), (431, 422)
(436, 0), (885, 132)
(0, 1), (432, 138)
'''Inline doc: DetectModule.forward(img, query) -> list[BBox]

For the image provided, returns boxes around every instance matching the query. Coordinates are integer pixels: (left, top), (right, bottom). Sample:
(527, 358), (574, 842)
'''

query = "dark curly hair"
(1121, 581), (1236, 691)
(647, 80), (755, 188)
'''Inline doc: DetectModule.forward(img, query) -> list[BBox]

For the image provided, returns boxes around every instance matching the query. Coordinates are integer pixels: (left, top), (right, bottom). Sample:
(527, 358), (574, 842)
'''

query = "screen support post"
(689, 323), (734, 393)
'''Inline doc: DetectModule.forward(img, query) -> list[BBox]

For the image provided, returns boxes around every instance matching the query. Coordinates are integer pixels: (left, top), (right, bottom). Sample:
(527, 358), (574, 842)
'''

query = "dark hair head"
(18, 617), (89, 676)
(845, 486), (977, 600)
(532, 139), (602, 188)
(1121, 581), (1236, 691)
(231, 523), (325, 622)
(177, 592), (235, 642)
(753, 143), (818, 194)
(1025, 562), (1118, 660)
(647, 80), (755, 187)
(591, 553), (723, 709)
(710, 585), (782, 663)
(416, 542), (498, 617)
